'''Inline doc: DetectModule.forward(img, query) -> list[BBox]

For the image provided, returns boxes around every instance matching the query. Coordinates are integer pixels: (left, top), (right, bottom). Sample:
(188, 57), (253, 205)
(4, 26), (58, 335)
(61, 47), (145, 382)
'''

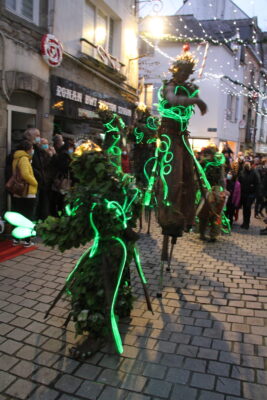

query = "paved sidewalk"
(0, 216), (267, 400)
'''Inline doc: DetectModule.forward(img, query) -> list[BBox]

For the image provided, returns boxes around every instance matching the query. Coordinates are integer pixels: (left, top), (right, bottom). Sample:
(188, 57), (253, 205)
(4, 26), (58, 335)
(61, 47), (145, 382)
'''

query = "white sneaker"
(22, 240), (35, 248)
(12, 239), (20, 246)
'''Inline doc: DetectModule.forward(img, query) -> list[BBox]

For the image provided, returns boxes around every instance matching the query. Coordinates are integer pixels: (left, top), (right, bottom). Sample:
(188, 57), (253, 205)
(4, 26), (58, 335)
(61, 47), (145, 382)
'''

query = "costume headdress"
(169, 43), (197, 74)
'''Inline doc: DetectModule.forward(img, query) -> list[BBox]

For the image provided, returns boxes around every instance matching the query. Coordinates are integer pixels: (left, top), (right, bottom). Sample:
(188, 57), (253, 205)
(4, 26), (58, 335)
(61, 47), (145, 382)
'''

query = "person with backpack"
(10, 140), (38, 246)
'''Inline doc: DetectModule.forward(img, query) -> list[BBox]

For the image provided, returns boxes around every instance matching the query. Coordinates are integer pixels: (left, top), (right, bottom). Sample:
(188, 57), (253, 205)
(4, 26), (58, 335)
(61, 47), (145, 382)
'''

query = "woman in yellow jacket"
(12, 140), (38, 246)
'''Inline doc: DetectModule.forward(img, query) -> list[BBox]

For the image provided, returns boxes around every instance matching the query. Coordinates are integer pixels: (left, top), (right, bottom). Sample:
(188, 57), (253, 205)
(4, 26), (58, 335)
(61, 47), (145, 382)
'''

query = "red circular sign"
(41, 34), (63, 68)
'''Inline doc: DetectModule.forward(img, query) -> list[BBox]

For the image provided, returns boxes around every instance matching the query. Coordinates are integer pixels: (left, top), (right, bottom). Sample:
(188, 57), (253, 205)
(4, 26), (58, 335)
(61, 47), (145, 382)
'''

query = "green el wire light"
(133, 247), (147, 284)
(143, 153), (159, 207)
(158, 134), (173, 203)
(134, 127), (144, 144)
(146, 116), (159, 131)
(89, 203), (100, 258)
(158, 85), (198, 132)
(110, 236), (127, 354)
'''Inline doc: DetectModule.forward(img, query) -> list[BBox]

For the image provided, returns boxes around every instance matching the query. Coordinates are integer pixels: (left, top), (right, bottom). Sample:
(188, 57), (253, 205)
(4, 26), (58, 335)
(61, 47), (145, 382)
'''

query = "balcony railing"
(80, 38), (125, 76)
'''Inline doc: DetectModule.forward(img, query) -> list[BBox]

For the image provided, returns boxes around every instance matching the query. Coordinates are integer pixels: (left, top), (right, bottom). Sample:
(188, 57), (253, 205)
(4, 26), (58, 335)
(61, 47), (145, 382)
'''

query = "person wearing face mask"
(239, 161), (260, 229)
(41, 138), (56, 157)
(225, 171), (241, 227)
(231, 152), (244, 178)
(11, 140), (38, 246)
(50, 141), (73, 216)
(23, 128), (51, 220)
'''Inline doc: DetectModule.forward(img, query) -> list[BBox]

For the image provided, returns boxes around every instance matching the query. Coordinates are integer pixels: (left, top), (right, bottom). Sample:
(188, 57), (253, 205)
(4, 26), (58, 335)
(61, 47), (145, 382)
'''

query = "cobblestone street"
(0, 216), (267, 400)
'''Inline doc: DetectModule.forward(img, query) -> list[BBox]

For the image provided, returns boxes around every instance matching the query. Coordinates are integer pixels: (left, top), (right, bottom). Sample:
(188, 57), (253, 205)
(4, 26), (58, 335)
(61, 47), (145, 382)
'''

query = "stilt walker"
(155, 45), (208, 296)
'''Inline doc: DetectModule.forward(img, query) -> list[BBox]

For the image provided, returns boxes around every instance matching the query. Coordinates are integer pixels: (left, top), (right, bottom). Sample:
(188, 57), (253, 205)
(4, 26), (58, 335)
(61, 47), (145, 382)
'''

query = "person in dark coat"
(225, 171), (241, 227)
(260, 158), (267, 216)
(231, 152), (244, 178)
(50, 142), (74, 216)
(239, 161), (260, 229)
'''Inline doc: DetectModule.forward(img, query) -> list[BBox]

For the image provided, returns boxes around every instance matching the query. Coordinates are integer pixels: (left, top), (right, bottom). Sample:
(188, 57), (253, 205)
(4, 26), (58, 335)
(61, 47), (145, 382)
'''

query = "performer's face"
(173, 68), (191, 83)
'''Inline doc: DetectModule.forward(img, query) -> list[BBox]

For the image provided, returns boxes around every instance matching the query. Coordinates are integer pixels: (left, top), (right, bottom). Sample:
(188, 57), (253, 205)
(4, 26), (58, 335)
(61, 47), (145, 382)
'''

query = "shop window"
(5, 0), (39, 25)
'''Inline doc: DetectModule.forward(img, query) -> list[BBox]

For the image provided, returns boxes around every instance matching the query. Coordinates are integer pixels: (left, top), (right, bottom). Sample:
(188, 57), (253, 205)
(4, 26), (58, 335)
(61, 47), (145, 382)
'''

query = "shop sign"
(51, 76), (133, 121)
(207, 128), (217, 132)
(255, 143), (267, 154)
(41, 34), (63, 68)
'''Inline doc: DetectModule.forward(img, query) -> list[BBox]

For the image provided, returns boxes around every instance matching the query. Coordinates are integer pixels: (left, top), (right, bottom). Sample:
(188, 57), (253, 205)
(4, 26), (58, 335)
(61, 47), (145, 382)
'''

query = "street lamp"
(134, 0), (163, 16)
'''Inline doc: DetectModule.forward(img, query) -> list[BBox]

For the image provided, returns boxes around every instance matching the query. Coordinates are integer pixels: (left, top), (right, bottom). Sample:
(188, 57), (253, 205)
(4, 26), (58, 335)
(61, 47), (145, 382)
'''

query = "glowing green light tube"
(133, 247), (147, 284)
(110, 236), (127, 354)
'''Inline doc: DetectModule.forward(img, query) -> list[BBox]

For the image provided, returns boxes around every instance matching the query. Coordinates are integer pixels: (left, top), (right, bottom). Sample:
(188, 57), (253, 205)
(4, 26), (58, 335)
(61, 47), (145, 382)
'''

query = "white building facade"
(139, 15), (245, 153)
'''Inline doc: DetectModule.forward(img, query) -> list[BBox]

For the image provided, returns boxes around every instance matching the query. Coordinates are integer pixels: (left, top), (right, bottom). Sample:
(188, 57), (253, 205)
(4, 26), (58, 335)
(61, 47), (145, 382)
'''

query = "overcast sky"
(140, 0), (267, 31)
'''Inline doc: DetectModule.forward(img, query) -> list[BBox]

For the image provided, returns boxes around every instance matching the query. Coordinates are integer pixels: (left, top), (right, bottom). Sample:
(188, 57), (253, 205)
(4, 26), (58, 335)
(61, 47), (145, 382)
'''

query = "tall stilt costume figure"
(5, 141), (152, 358)
(156, 48), (207, 294)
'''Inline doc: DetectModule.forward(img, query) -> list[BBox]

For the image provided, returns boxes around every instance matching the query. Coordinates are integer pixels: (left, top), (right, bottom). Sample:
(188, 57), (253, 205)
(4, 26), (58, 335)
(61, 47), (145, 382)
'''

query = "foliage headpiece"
(169, 52), (197, 75)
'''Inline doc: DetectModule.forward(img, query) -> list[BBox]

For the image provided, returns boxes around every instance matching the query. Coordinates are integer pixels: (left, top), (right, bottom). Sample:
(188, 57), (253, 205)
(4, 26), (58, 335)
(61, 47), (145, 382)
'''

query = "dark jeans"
(12, 197), (36, 241)
(242, 195), (255, 227)
(255, 196), (264, 216)
(50, 190), (65, 217)
(225, 202), (236, 226)
(34, 188), (50, 221)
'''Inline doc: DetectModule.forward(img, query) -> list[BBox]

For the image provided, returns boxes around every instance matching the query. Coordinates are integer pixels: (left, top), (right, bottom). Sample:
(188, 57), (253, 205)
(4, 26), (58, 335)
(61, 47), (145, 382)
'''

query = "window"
(83, 1), (116, 60)
(5, 0), (39, 24)
(96, 11), (107, 47)
(109, 18), (114, 55)
(226, 94), (238, 123)
(141, 84), (153, 108)
(259, 115), (265, 142)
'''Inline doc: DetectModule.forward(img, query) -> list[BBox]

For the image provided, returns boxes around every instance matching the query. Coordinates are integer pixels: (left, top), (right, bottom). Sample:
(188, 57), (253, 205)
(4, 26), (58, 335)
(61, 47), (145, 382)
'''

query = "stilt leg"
(166, 237), (177, 272)
(157, 235), (169, 297)
(139, 212), (143, 231)
(44, 285), (67, 319)
(133, 247), (153, 313)
(157, 260), (164, 298)
(147, 209), (152, 235)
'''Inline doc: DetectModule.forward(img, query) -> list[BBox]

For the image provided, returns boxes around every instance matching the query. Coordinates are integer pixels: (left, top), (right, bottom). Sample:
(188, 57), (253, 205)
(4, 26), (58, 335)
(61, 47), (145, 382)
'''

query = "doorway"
(7, 105), (37, 152)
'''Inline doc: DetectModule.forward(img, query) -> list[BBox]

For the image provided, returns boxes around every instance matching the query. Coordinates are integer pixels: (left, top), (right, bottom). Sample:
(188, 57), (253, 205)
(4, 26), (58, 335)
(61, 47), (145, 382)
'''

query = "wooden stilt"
(157, 235), (169, 297)
(147, 209), (152, 235)
(133, 247), (153, 314)
(166, 236), (177, 272)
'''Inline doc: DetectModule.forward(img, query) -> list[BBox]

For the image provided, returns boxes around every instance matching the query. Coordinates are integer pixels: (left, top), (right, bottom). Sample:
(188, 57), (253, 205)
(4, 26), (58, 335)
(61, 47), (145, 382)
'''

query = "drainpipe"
(0, 31), (10, 102)
(48, 0), (56, 34)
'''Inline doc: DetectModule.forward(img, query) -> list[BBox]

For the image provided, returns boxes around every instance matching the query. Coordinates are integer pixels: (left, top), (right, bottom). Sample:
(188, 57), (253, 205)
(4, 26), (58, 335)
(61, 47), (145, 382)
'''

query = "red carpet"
(0, 239), (37, 262)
